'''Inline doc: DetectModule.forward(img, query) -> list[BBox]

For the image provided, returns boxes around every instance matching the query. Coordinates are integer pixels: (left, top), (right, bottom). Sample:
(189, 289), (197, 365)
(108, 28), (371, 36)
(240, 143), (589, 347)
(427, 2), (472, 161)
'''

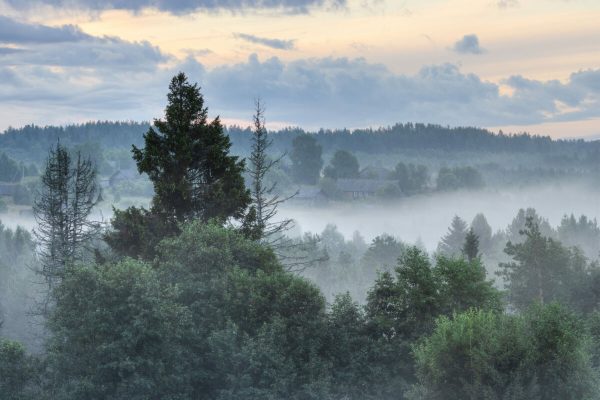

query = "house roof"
(294, 186), (324, 199)
(335, 179), (397, 193)
(359, 166), (393, 180)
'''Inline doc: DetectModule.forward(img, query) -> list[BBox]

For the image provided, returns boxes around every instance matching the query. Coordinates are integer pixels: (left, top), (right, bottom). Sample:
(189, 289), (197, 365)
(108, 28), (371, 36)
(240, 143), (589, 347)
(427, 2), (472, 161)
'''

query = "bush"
(0, 338), (33, 399)
(412, 304), (598, 400)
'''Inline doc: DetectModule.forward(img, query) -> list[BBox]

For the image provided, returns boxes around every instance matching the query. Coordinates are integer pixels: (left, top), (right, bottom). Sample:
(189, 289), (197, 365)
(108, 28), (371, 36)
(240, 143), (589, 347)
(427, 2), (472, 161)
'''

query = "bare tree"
(245, 100), (295, 246)
(33, 142), (100, 311)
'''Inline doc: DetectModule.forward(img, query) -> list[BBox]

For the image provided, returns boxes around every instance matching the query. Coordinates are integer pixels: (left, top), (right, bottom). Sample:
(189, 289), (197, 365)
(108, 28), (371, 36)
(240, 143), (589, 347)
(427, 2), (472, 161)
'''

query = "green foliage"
(364, 247), (502, 395)
(0, 338), (34, 400)
(500, 217), (588, 311)
(0, 152), (22, 182)
(107, 73), (250, 259)
(45, 260), (191, 400)
(132, 72), (250, 226)
(323, 150), (360, 180)
(289, 134), (323, 185)
(392, 162), (429, 194)
(506, 208), (555, 244)
(413, 304), (598, 400)
(104, 206), (169, 259)
(463, 228), (480, 261)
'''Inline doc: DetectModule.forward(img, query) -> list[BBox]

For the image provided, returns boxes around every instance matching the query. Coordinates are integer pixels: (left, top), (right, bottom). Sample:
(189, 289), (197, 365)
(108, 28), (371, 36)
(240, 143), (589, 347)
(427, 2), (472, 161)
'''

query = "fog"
(281, 181), (600, 252)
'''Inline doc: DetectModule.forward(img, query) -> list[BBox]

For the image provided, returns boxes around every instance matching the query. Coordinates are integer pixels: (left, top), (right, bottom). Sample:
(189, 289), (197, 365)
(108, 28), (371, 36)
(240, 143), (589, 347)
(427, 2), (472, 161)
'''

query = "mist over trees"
(2, 72), (600, 399)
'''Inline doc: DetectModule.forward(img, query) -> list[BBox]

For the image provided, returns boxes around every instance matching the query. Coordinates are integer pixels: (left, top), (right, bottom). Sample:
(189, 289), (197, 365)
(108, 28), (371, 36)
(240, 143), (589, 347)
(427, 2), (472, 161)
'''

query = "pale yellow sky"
(1, 0), (600, 137)
(29, 0), (600, 81)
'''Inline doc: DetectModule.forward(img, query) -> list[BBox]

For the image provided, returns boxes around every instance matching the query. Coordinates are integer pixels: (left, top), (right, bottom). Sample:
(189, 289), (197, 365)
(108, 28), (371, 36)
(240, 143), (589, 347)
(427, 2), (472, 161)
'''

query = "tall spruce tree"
(106, 73), (250, 259)
(244, 100), (293, 243)
(462, 228), (480, 262)
(437, 215), (468, 257)
(132, 72), (250, 225)
(34, 142), (99, 308)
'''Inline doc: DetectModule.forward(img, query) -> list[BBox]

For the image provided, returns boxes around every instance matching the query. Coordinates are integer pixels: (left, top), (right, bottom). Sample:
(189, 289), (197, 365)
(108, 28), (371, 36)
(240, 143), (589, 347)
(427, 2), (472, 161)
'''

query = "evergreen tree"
(243, 100), (293, 243)
(107, 73), (250, 258)
(499, 217), (587, 310)
(462, 228), (480, 262)
(33, 142), (99, 308)
(437, 215), (468, 257)
(471, 213), (493, 253)
(132, 72), (250, 225)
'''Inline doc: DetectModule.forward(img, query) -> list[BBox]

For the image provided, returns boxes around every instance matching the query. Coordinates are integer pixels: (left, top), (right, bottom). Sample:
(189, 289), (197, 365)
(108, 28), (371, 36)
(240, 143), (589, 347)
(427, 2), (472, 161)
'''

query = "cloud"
(0, 16), (168, 69)
(452, 34), (485, 55)
(5, 0), (347, 14)
(0, 15), (91, 44)
(1, 51), (600, 132)
(497, 0), (518, 9)
(0, 47), (25, 55)
(234, 33), (295, 50)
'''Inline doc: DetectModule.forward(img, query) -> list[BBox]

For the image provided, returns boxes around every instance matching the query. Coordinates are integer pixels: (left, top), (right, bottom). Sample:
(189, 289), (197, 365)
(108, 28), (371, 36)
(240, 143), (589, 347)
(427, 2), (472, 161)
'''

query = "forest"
(1, 73), (600, 400)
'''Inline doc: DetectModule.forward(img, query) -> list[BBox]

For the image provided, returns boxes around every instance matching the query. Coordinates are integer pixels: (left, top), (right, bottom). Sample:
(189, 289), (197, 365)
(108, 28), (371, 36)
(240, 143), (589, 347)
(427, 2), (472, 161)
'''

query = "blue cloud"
(0, 17), (167, 69)
(452, 34), (485, 55)
(234, 33), (295, 50)
(0, 15), (91, 44)
(1, 51), (600, 131)
(5, 0), (346, 14)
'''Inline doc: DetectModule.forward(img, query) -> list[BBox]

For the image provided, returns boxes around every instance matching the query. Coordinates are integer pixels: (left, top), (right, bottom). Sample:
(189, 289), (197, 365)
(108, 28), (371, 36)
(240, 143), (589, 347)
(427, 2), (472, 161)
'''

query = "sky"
(0, 0), (600, 138)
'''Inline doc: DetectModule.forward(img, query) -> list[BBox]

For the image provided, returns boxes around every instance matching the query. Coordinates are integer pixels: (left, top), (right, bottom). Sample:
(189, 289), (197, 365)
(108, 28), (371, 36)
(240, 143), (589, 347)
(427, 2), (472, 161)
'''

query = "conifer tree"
(34, 142), (99, 309)
(244, 100), (294, 243)
(132, 72), (250, 226)
(462, 228), (480, 262)
(437, 215), (468, 257)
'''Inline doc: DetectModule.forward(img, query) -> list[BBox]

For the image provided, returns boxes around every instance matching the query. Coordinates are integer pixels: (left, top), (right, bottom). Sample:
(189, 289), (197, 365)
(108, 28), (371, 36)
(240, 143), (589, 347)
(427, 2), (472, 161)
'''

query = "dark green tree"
(323, 150), (359, 180)
(106, 73), (250, 259)
(365, 247), (501, 396)
(392, 162), (429, 194)
(499, 217), (587, 310)
(0, 338), (34, 400)
(289, 134), (323, 185)
(412, 304), (598, 400)
(132, 72), (250, 225)
(44, 259), (191, 400)
(462, 228), (480, 262)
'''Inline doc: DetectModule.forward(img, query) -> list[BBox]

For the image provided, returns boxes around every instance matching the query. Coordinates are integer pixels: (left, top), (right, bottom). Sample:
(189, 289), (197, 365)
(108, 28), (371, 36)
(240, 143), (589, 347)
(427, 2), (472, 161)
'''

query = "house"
(335, 179), (398, 200)
(359, 166), (393, 180)
(290, 186), (327, 206)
